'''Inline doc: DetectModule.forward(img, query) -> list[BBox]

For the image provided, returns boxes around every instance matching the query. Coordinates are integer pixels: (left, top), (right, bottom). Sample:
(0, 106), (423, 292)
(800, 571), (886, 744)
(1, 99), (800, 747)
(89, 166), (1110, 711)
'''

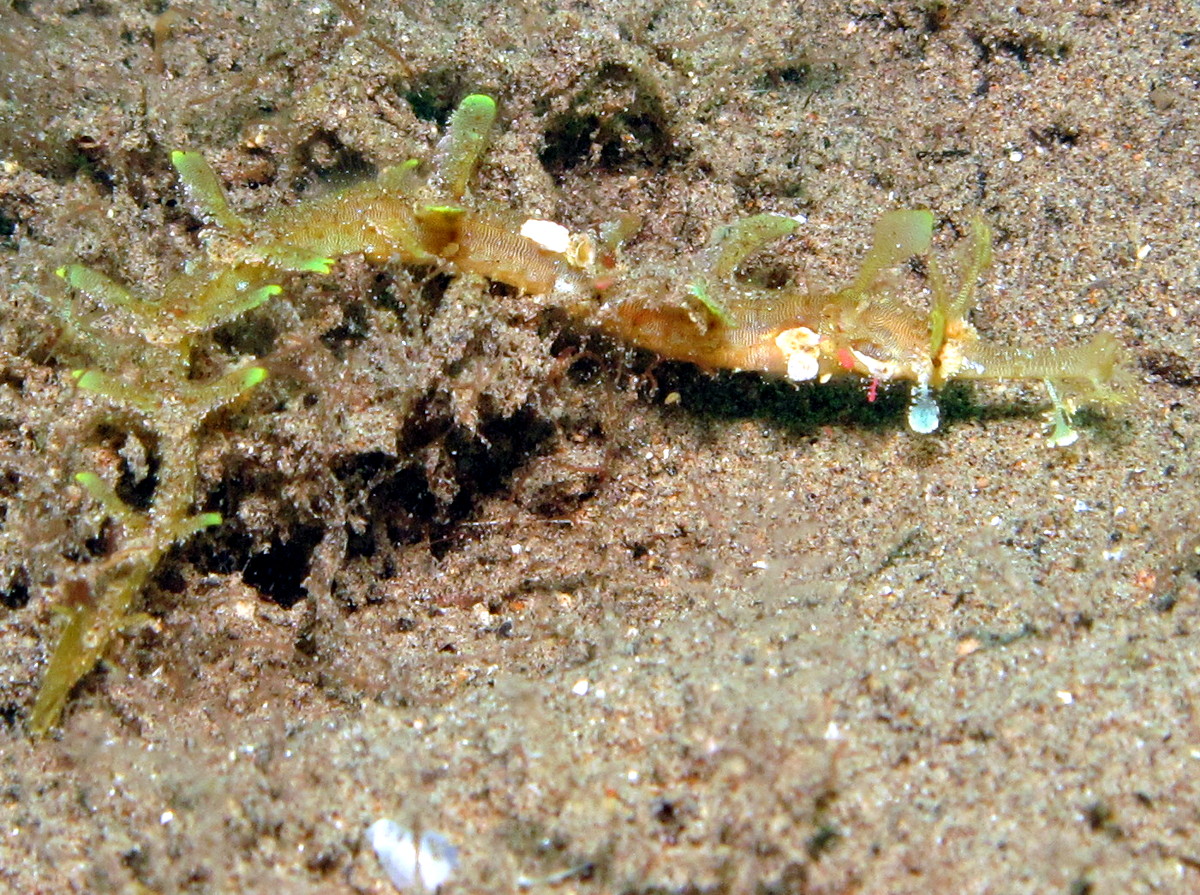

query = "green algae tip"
(70, 369), (98, 389)
(73, 470), (134, 519)
(242, 366), (268, 388)
(73, 471), (101, 489)
(298, 257), (335, 274)
(459, 94), (497, 115)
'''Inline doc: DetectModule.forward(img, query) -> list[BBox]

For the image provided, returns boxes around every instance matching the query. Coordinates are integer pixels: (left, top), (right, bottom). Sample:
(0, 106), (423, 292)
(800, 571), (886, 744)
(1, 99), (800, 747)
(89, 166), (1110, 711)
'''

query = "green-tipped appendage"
(172, 511), (222, 540)
(56, 264), (139, 311)
(72, 357), (265, 419)
(378, 158), (422, 191)
(260, 245), (336, 274)
(171, 150), (246, 232)
(74, 471), (138, 522)
(71, 369), (161, 414)
(74, 470), (107, 499)
(232, 282), (283, 314)
(431, 94), (497, 201)
(173, 276), (282, 334)
(186, 363), (267, 415)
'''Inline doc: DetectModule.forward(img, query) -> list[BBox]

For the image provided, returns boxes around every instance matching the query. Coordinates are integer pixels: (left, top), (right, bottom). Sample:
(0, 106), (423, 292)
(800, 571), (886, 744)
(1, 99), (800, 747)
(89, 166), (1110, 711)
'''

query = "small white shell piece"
(775, 326), (821, 382)
(519, 218), (571, 254)
(366, 819), (458, 893)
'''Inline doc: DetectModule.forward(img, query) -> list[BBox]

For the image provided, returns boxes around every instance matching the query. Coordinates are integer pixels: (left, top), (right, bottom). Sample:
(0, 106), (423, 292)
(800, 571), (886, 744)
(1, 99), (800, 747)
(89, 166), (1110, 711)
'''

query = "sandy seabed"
(1, 1), (1199, 892)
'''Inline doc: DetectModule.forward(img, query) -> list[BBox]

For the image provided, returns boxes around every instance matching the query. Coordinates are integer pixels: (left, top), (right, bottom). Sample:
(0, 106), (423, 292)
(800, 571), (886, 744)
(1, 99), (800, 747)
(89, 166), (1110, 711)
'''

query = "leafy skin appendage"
(597, 206), (1122, 440)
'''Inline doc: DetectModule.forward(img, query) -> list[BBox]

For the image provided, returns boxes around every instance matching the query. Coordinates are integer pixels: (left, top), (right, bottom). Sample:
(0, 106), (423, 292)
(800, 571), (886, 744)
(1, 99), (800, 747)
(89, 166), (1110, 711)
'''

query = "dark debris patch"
(1140, 348), (1200, 387)
(401, 68), (479, 125)
(1, 569), (30, 609)
(539, 63), (682, 179)
(292, 131), (376, 193)
(241, 524), (326, 609)
(0, 206), (17, 250)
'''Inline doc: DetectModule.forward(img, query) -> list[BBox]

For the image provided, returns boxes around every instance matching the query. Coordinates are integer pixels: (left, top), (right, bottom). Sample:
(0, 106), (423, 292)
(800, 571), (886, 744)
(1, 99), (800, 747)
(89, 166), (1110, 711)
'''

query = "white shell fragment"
(366, 819), (459, 893)
(785, 349), (819, 383)
(519, 218), (571, 254)
(775, 326), (821, 382)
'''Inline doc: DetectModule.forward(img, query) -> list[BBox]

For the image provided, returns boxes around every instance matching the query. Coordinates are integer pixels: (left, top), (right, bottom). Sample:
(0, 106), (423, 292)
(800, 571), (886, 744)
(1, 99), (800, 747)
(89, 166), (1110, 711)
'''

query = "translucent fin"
(851, 209), (933, 294)
(599, 214), (642, 252)
(957, 333), (1122, 400)
(170, 151), (246, 232)
(430, 94), (497, 201)
(709, 214), (799, 280)
(929, 216), (992, 359)
(949, 216), (993, 320)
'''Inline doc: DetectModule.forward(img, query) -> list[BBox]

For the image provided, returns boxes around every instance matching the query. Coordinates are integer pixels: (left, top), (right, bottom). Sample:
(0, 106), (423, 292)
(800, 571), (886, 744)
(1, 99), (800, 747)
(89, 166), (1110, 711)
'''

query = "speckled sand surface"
(1, 1), (1199, 892)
